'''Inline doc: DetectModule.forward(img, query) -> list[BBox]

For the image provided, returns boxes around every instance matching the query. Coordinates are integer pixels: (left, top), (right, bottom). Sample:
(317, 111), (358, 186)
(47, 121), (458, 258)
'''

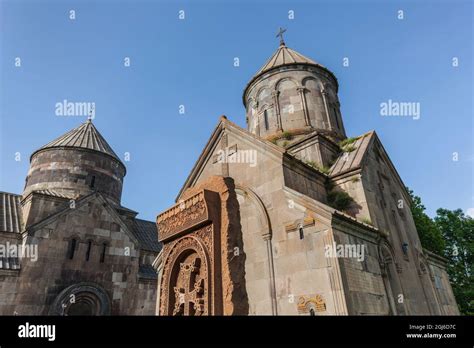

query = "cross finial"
(276, 27), (287, 46)
(87, 105), (95, 122)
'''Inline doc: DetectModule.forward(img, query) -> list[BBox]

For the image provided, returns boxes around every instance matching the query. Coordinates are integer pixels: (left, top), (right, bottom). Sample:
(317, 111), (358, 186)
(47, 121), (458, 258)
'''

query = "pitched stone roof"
(132, 219), (161, 253)
(0, 192), (23, 233)
(329, 131), (375, 177)
(31, 189), (78, 200)
(32, 120), (122, 163)
(176, 116), (286, 200)
(138, 263), (158, 280)
(254, 43), (325, 78)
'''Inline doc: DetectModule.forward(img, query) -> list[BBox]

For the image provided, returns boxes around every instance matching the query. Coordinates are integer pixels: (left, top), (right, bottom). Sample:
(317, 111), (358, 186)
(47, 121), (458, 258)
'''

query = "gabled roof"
(176, 116), (286, 200)
(329, 130), (412, 206)
(31, 119), (122, 164)
(132, 219), (161, 253)
(24, 191), (140, 246)
(138, 263), (158, 280)
(30, 189), (78, 200)
(329, 131), (375, 177)
(0, 192), (23, 233)
(177, 116), (333, 201)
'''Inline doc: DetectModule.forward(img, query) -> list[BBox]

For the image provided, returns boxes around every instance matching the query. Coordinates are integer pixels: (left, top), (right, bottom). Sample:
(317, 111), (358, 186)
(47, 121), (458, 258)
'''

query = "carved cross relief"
(172, 254), (205, 316)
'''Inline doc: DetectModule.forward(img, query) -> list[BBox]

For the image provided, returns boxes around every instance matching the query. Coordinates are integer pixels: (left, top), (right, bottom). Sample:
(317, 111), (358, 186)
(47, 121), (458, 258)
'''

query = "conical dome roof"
(32, 119), (121, 162)
(253, 42), (326, 78)
(243, 41), (338, 104)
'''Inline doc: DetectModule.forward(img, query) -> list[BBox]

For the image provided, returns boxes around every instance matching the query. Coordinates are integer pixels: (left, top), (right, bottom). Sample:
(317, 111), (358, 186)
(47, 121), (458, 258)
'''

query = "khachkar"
(156, 177), (248, 315)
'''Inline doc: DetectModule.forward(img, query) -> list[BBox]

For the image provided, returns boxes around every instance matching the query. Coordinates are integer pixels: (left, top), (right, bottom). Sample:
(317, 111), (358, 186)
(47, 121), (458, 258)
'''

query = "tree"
(407, 188), (445, 255)
(434, 209), (473, 315)
(407, 188), (473, 315)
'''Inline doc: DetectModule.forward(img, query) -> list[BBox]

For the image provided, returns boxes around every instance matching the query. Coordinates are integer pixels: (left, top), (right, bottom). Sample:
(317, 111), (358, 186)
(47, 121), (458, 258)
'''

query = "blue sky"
(1, 0), (472, 221)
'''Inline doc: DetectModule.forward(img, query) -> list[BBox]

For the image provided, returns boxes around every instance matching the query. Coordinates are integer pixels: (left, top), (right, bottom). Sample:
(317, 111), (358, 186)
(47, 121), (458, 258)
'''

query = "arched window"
(100, 243), (107, 263)
(263, 110), (269, 130)
(68, 239), (77, 260)
(90, 175), (96, 189)
(85, 240), (92, 261)
(298, 225), (304, 240)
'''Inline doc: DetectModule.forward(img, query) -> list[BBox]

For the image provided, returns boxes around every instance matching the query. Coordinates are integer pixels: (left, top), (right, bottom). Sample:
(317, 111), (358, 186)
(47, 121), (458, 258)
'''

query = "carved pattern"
(297, 294), (327, 314)
(159, 229), (213, 316)
(172, 257), (205, 316)
(194, 225), (214, 264)
(157, 191), (208, 241)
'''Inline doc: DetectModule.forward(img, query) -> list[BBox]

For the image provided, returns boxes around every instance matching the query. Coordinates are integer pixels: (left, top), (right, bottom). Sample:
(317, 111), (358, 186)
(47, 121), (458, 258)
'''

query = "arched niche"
(49, 282), (111, 316)
(160, 235), (211, 316)
(276, 78), (303, 130)
(234, 184), (277, 315)
(379, 242), (406, 315)
(302, 76), (326, 129)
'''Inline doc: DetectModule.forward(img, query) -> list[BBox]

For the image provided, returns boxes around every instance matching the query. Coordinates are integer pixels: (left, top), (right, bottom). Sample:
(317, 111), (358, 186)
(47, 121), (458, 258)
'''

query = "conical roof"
(32, 119), (122, 162)
(254, 42), (325, 77)
(243, 41), (338, 104)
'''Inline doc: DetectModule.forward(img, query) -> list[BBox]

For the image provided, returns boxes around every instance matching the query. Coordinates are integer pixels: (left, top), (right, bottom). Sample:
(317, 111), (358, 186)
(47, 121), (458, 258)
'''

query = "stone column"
(381, 263), (398, 315)
(320, 87), (333, 130)
(272, 91), (283, 131)
(263, 234), (278, 315)
(297, 86), (311, 127)
(335, 100), (346, 136)
(221, 134), (229, 177)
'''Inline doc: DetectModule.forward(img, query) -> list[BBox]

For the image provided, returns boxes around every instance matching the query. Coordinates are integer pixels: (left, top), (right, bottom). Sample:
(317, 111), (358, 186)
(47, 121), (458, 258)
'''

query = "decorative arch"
(234, 184), (272, 239)
(234, 184), (277, 315)
(379, 241), (396, 264)
(49, 282), (111, 316)
(160, 234), (211, 316)
(256, 87), (271, 104)
(378, 240), (406, 315)
(258, 103), (269, 113)
(414, 250), (443, 314)
(246, 97), (255, 112)
(302, 76), (320, 88)
(274, 76), (300, 91)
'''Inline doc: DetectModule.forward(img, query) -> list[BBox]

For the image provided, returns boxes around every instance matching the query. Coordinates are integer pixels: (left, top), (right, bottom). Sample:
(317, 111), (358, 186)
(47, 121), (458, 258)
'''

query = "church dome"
(245, 42), (333, 91)
(24, 120), (126, 203)
(243, 32), (346, 143)
(32, 119), (122, 163)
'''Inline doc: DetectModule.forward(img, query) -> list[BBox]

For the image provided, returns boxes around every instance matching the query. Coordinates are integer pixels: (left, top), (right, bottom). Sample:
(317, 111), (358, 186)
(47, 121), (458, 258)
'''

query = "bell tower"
(243, 29), (346, 145)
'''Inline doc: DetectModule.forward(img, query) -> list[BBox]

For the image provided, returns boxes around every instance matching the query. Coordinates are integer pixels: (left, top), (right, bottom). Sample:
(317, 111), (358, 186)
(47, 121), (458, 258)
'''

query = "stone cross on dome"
(87, 105), (95, 121)
(276, 27), (287, 46)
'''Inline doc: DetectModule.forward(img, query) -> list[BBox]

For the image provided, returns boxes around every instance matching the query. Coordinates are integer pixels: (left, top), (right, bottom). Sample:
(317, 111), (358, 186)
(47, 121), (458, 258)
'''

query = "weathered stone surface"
(157, 176), (248, 315)
(0, 120), (160, 316)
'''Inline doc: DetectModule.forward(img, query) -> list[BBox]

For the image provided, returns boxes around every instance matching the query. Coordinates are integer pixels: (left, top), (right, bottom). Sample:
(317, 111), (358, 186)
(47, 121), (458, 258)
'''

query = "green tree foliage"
(434, 209), (473, 315)
(408, 188), (473, 315)
(407, 189), (445, 255)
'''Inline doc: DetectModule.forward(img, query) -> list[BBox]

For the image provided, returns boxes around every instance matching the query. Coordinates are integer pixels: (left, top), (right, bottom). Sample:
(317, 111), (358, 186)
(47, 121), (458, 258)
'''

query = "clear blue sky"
(1, 0), (472, 221)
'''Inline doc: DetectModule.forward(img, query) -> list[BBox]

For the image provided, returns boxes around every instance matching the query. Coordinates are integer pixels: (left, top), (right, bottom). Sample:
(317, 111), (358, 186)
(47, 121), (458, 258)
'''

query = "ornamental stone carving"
(157, 176), (249, 315)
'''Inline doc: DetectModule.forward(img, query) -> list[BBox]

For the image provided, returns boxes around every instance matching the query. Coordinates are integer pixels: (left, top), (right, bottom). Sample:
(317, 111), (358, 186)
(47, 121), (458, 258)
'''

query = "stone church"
(155, 36), (459, 315)
(0, 120), (160, 315)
